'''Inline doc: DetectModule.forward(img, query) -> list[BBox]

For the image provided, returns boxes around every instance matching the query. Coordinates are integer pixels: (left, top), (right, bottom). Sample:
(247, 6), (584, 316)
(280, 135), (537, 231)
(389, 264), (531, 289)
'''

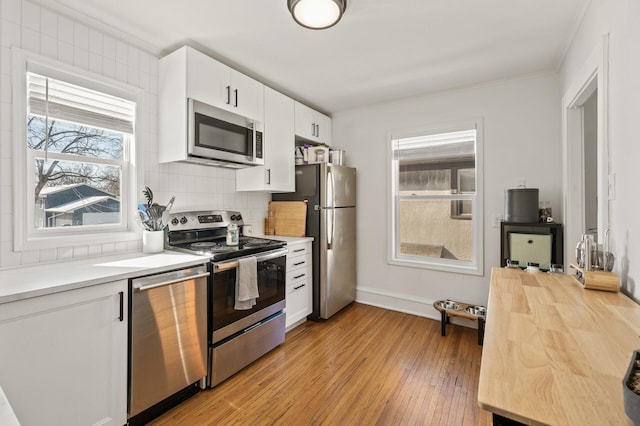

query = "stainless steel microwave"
(187, 98), (264, 168)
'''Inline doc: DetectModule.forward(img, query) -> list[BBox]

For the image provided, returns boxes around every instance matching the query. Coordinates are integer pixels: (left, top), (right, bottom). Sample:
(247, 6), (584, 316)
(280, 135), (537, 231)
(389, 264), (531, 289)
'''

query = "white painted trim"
(561, 34), (610, 265)
(386, 118), (484, 276)
(355, 286), (478, 329)
(11, 48), (144, 251)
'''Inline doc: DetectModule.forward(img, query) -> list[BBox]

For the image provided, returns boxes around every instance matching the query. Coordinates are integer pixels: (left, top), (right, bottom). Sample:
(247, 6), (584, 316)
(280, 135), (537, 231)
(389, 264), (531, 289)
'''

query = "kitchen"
(1, 0), (640, 425)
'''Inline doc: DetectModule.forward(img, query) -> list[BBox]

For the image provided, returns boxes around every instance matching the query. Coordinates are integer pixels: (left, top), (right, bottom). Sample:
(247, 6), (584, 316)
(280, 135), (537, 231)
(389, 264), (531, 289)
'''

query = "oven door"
(210, 248), (286, 342)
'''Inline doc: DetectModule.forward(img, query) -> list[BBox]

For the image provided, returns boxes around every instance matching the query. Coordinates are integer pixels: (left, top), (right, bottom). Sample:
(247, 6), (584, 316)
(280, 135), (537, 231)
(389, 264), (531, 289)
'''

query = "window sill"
(15, 229), (141, 252)
(388, 256), (483, 276)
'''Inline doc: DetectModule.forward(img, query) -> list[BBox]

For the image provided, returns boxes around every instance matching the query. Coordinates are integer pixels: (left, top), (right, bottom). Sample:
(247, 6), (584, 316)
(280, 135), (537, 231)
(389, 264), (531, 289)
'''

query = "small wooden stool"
(433, 299), (486, 345)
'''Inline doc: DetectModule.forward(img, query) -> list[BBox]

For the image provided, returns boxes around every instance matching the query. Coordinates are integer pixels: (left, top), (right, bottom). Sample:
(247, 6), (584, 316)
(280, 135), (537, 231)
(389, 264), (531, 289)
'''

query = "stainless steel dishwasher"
(128, 264), (209, 424)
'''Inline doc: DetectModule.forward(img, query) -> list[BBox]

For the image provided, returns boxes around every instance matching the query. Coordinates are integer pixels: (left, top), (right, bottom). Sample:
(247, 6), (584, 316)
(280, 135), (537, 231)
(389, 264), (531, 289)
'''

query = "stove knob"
(171, 218), (179, 226)
(180, 216), (188, 225)
(230, 214), (238, 221)
(236, 214), (242, 221)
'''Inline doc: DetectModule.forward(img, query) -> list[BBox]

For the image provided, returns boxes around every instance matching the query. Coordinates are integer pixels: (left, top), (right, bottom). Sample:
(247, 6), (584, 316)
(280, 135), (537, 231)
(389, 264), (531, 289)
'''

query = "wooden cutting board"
(267, 201), (307, 237)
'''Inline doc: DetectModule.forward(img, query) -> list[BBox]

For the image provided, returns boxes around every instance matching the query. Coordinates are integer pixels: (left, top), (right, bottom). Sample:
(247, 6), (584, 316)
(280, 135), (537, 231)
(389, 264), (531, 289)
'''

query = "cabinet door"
(186, 47), (230, 109)
(0, 281), (127, 426)
(294, 101), (332, 144)
(230, 69), (264, 121)
(236, 87), (294, 192)
(294, 101), (315, 140)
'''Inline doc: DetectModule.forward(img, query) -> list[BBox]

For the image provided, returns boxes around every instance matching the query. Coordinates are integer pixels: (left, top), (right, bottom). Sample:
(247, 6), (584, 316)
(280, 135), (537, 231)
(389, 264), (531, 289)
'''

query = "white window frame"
(12, 48), (142, 251)
(387, 119), (484, 276)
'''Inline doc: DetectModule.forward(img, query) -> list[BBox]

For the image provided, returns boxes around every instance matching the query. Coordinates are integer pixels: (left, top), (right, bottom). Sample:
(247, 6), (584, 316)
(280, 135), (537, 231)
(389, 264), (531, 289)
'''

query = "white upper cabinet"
(185, 46), (264, 121)
(294, 101), (332, 145)
(237, 87), (295, 192)
(159, 46), (265, 164)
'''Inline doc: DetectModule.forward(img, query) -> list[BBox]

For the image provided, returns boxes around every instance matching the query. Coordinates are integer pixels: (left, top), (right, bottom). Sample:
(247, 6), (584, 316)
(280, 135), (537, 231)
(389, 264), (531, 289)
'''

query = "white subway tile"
(0, 130), (12, 158)
(73, 22), (88, 49)
(1, 19), (22, 48)
(0, 157), (11, 185)
(102, 57), (116, 78)
(57, 40), (73, 64)
(21, 1), (40, 32)
(102, 34), (115, 59)
(0, 213), (12, 242)
(127, 67), (139, 86)
(40, 7), (57, 37)
(115, 39), (127, 64)
(21, 27), (39, 52)
(115, 61), (127, 82)
(0, 241), (22, 268)
(39, 248), (57, 263)
(88, 29), (102, 54)
(1, 46), (11, 76)
(114, 241), (128, 252)
(0, 0), (21, 25)
(73, 46), (89, 70)
(21, 249), (39, 264)
(126, 239), (141, 251)
(57, 246), (73, 260)
(73, 246), (88, 258)
(0, 102), (11, 132)
(88, 244), (102, 257)
(102, 242), (115, 254)
(89, 51), (102, 74)
(40, 33), (57, 59)
(139, 50), (150, 74)
(57, 15), (73, 44)
(127, 46), (139, 70)
(0, 75), (10, 103)
(0, 186), (13, 214)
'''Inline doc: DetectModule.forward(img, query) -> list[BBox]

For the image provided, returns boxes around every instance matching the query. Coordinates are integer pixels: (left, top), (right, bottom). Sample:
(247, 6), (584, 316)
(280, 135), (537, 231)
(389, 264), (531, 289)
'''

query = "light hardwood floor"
(150, 303), (492, 425)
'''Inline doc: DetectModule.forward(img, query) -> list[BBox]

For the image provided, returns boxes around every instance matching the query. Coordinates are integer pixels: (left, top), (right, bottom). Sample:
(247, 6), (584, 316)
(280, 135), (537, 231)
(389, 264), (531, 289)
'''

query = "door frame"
(561, 33), (610, 266)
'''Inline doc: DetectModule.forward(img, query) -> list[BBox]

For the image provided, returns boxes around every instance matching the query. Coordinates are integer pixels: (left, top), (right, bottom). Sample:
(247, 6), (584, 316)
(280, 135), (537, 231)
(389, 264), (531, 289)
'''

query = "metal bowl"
(465, 305), (487, 317)
(436, 300), (461, 311)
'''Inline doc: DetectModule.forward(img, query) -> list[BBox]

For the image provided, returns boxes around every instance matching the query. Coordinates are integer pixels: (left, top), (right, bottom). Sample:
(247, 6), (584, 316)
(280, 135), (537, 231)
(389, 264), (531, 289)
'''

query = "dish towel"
(235, 256), (259, 310)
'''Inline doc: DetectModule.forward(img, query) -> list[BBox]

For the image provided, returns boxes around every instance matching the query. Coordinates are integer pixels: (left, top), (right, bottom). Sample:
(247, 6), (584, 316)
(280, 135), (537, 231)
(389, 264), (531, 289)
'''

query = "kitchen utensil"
(143, 186), (154, 207)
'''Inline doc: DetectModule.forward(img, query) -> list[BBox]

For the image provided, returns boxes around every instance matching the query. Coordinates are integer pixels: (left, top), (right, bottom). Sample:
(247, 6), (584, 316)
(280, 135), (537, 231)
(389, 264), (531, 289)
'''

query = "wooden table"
(478, 267), (640, 425)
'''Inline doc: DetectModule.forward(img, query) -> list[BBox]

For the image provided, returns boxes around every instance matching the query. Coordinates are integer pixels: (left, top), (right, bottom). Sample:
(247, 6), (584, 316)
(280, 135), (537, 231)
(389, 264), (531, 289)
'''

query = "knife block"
(570, 263), (620, 292)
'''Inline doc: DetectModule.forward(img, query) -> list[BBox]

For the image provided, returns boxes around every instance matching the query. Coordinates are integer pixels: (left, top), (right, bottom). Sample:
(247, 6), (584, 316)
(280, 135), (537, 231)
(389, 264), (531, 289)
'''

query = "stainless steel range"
(167, 210), (288, 387)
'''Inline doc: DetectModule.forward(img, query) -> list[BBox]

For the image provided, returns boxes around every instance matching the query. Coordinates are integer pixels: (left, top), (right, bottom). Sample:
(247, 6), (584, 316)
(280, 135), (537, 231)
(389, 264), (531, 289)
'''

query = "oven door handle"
(213, 248), (288, 273)
(135, 271), (210, 292)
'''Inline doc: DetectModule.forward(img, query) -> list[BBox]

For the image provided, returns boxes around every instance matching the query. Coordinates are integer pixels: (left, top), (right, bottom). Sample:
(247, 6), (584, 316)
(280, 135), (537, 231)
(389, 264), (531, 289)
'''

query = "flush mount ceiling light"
(288, 0), (347, 30)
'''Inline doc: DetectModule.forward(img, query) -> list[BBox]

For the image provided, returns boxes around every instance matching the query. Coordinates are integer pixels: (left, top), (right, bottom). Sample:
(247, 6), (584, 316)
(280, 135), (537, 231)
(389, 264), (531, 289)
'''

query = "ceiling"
(44, 0), (590, 114)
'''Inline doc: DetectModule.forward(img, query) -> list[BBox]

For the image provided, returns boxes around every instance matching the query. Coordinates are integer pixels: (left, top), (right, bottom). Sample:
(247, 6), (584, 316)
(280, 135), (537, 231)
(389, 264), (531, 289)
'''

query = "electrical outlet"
(492, 214), (503, 228)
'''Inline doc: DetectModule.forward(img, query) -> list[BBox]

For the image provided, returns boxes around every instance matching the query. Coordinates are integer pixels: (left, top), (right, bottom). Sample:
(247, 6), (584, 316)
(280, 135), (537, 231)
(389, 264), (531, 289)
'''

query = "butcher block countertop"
(478, 267), (640, 425)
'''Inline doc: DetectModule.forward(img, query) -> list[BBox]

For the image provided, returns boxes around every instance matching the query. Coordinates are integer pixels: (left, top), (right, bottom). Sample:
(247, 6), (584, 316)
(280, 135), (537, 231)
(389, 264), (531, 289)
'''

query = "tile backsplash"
(0, 0), (270, 268)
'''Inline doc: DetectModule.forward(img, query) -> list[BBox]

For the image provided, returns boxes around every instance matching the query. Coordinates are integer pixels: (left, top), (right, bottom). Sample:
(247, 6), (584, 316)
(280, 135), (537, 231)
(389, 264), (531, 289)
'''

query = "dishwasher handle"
(133, 266), (209, 292)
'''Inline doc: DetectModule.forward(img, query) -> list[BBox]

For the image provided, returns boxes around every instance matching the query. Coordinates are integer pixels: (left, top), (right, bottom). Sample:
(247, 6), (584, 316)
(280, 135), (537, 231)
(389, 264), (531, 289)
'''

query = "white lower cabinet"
(285, 241), (313, 330)
(0, 280), (127, 426)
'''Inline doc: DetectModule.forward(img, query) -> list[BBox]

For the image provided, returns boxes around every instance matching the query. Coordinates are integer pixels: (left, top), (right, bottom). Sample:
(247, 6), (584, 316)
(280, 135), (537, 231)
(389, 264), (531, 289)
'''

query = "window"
(13, 50), (140, 250)
(389, 122), (483, 275)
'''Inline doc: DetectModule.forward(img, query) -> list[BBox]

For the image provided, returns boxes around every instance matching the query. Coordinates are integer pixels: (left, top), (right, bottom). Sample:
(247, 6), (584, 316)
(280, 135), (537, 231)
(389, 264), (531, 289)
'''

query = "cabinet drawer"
(287, 253), (312, 272)
(286, 277), (311, 319)
(287, 243), (311, 258)
(287, 267), (311, 286)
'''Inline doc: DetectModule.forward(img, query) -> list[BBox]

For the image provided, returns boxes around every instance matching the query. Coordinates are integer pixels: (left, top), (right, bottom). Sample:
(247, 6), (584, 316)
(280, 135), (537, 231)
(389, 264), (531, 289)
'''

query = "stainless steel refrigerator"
(273, 163), (356, 320)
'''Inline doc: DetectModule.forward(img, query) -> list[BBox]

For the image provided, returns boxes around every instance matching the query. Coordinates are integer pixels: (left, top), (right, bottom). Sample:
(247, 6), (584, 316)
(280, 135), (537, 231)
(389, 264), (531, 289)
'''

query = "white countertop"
(0, 251), (210, 305)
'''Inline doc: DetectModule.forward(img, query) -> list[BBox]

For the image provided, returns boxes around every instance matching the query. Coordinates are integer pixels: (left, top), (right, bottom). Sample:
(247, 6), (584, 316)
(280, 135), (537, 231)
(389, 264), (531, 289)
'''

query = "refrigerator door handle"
(327, 168), (335, 250)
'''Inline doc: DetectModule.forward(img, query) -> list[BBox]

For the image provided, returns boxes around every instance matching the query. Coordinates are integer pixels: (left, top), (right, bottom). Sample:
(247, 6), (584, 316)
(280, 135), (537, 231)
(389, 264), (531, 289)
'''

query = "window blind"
(27, 72), (135, 134)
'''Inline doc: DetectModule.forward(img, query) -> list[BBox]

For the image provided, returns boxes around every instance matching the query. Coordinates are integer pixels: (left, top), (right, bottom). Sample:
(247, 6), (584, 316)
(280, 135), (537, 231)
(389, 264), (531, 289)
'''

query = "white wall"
(332, 73), (562, 319)
(560, 0), (640, 299)
(0, 0), (269, 268)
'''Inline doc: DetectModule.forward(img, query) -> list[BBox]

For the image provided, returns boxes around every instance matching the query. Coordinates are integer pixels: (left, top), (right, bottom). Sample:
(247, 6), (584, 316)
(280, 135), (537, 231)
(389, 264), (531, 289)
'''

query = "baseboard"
(355, 286), (478, 329)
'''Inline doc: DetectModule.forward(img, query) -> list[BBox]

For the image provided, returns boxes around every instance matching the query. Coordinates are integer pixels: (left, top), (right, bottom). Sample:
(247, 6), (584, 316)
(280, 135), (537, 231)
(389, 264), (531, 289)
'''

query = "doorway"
(562, 34), (610, 267)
